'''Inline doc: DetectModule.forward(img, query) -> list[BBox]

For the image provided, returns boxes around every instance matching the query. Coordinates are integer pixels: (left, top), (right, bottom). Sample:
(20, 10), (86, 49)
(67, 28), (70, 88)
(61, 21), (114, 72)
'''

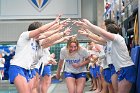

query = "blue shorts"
(35, 68), (39, 74)
(92, 68), (96, 78)
(0, 67), (4, 70)
(89, 66), (94, 77)
(30, 69), (36, 78)
(64, 72), (87, 79)
(9, 65), (31, 84)
(103, 68), (112, 83)
(42, 65), (52, 77)
(117, 65), (136, 83)
(108, 64), (116, 76)
(93, 65), (100, 78)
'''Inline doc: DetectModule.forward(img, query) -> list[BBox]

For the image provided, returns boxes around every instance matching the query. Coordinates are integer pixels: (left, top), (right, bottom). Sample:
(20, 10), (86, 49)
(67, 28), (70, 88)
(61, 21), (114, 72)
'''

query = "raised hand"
(55, 14), (62, 23)
(82, 19), (91, 25)
(78, 29), (88, 36)
(72, 19), (89, 29)
(63, 26), (72, 36)
(63, 34), (77, 41)
(57, 18), (72, 30)
(60, 18), (71, 26)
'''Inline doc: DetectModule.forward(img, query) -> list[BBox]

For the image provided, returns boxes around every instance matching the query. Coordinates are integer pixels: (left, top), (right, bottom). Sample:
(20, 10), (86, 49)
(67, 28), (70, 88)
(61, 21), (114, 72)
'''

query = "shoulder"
(79, 46), (88, 52)
(113, 34), (124, 43)
(19, 31), (30, 40)
(60, 47), (67, 54)
(43, 48), (50, 55)
(78, 46), (89, 57)
(61, 46), (67, 52)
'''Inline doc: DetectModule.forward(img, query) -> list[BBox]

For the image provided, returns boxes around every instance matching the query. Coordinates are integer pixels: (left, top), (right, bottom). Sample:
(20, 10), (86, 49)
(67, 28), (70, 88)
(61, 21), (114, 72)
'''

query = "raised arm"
(75, 19), (115, 41)
(37, 25), (64, 41)
(78, 28), (106, 45)
(29, 15), (61, 38)
(48, 18), (71, 30)
(40, 27), (72, 47)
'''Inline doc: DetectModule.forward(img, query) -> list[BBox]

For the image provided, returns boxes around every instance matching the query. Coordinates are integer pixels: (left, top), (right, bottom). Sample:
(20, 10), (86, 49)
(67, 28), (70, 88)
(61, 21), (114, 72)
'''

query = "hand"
(55, 14), (62, 24)
(63, 36), (72, 41)
(52, 74), (60, 80)
(55, 74), (61, 79)
(78, 29), (88, 36)
(82, 19), (91, 25)
(48, 58), (57, 65)
(71, 34), (77, 37)
(72, 63), (80, 68)
(72, 19), (83, 26)
(63, 26), (72, 36)
(60, 18), (71, 26)
(73, 19), (89, 29)
(50, 53), (55, 59)
(63, 34), (77, 41)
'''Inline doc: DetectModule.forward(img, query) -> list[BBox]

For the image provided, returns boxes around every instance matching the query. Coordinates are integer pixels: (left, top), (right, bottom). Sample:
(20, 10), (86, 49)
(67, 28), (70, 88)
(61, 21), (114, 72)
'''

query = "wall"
(97, 0), (104, 26)
(0, 0), (98, 43)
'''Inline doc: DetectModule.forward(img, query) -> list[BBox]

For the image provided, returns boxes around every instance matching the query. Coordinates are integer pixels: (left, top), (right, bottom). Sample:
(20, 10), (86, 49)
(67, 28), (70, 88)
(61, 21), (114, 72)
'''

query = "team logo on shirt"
(28, 0), (52, 12)
(65, 59), (80, 64)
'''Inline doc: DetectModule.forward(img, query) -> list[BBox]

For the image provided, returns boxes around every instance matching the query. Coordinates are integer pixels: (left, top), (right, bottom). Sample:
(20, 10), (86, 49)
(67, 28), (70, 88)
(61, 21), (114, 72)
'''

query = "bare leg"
(76, 78), (86, 93)
(92, 76), (97, 90)
(40, 75), (51, 93)
(94, 77), (102, 93)
(29, 77), (35, 92)
(118, 79), (132, 93)
(111, 74), (118, 93)
(31, 73), (40, 93)
(14, 74), (30, 93)
(107, 83), (114, 93)
(100, 75), (108, 93)
(65, 77), (76, 93)
(89, 76), (96, 91)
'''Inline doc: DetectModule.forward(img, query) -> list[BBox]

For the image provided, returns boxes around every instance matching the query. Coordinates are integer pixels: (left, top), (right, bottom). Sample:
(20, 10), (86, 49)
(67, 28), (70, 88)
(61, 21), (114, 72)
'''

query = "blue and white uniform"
(60, 46), (89, 79)
(39, 48), (52, 77)
(101, 43), (112, 83)
(9, 31), (39, 83)
(0, 58), (5, 70)
(110, 34), (136, 83)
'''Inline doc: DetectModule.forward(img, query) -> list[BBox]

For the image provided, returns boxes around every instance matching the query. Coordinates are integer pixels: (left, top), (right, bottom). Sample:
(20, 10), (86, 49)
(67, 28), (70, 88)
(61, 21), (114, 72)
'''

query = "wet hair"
(28, 22), (42, 47)
(66, 37), (80, 51)
(106, 24), (120, 34)
(104, 19), (115, 26)
(28, 22), (42, 31)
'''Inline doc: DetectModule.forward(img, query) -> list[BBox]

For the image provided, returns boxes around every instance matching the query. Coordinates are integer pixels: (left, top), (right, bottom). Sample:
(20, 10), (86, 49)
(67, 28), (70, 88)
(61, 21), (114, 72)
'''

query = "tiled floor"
(0, 80), (95, 93)
(50, 80), (96, 93)
(0, 80), (17, 93)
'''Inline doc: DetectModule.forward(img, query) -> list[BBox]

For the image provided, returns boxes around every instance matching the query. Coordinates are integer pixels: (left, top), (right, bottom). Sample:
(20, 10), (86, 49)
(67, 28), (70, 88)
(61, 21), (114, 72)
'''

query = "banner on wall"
(28, 0), (52, 12)
(0, 0), (81, 19)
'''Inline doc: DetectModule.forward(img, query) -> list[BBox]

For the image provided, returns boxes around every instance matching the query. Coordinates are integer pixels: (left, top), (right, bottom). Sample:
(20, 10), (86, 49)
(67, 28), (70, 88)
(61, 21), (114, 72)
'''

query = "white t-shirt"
(39, 48), (51, 66)
(98, 46), (108, 69)
(111, 34), (134, 71)
(10, 31), (38, 69)
(88, 50), (99, 68)
(31, 47), (43, 69)
(0, 58), (5, 68)
(105, 41), (113, 65)
(60, 46), (89, 74)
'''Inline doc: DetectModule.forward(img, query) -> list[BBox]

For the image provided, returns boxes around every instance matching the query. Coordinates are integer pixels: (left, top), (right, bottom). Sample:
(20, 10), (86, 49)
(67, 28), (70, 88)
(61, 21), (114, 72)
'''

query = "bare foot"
(94, 89), (102, 93)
